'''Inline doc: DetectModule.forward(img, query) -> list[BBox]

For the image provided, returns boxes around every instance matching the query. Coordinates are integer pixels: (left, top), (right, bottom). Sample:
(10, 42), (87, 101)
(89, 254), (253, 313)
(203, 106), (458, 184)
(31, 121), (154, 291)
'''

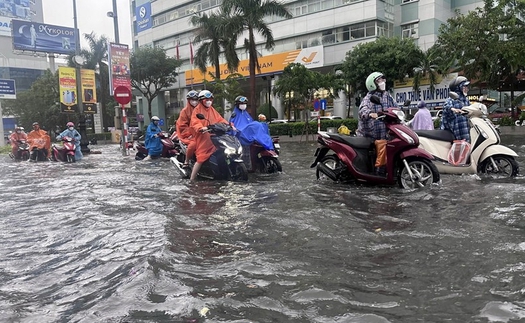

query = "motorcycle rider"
(143, 116), (163, 161)
(229, 96), (275, 169)
(176, 90), (200, 169)
(9, 126), (28, 159)
(189, 90), (230, 181)
(441, 76), (471, 142)
(27, 122), (51, 161)
(56, 121), (83, 161)
(411, 101), (434, 130)
(356, 72), (398, 176)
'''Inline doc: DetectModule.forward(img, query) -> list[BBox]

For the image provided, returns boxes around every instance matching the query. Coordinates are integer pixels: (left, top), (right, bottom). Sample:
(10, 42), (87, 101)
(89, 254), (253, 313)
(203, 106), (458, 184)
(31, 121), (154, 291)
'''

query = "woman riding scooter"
(27, 122), (51, 161)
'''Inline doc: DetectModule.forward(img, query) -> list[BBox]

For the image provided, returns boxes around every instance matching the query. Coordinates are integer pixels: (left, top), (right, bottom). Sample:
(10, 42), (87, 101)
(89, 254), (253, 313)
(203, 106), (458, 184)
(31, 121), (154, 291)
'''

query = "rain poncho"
(229, 107), (274, 150)
(411, 108), (434, 130)
(190, 102), (228, 163)
(145, 121), (163, 157)
(27, 129), (51, 157)
(57, 128), (83, 160)
(9, 131), (28, 156)
(176, 103), (195, 145)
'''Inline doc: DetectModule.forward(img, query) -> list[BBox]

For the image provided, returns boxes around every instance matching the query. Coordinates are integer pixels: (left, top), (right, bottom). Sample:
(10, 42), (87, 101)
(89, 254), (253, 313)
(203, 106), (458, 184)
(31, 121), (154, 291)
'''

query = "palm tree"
(412, 47), (440, 98)
(222, 0), (292, 118)
(190, 10), (240, 82)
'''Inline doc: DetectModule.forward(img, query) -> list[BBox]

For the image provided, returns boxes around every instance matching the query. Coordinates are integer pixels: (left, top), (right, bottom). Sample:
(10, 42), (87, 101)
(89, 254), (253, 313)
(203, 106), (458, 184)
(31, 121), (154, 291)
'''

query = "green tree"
(190, 10), (240, 81)
(130, 46), (182, 119)
(222, 0), (292, 118)
(203, 73), (245, 115)
(340, 37), (421, 96)
(3, 70), (68, 132)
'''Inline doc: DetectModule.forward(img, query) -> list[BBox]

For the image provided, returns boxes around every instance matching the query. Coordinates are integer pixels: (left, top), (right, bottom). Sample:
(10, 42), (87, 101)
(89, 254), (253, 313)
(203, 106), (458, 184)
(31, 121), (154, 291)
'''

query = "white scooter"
(415, 92), (519, 178)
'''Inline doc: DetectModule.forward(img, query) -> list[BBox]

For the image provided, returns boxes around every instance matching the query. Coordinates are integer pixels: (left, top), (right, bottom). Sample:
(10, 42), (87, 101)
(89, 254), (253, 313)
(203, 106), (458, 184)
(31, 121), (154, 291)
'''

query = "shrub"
(268, 119), (358, 136)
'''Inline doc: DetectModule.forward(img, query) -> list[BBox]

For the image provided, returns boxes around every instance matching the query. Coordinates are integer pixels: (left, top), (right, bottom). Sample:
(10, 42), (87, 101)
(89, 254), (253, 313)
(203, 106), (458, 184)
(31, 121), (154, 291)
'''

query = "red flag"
(176, 41), (180, 60)
(190, 41), (194, 65)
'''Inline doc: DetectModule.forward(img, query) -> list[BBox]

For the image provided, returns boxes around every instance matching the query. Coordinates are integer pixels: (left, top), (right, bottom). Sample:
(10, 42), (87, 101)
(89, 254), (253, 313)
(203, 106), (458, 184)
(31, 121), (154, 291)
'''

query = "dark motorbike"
(134, 131), (179, 160)
(51, 136), (76, 163)
(171, 114), (248, 181)
(10, 140), (30, 161)
(244, 137), (282, 173)
(310, 96), (440, 189)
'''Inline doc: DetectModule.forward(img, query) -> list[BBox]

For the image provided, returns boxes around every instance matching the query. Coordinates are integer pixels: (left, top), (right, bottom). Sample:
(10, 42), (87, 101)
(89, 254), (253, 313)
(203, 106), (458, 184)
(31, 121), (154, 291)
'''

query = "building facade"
(130, 0), (483, 123)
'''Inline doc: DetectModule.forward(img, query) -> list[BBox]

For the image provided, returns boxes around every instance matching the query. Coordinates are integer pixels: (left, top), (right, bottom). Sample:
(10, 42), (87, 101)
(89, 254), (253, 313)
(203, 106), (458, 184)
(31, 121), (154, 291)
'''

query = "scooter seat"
(328, 134), (375, 149)
(415, 130), (455, 142)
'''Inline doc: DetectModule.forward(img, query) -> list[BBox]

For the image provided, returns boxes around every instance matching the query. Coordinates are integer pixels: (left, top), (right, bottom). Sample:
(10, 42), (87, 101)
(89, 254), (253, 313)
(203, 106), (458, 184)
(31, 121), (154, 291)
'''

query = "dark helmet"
(235, 96), (248, 104)
(449, 76), (470, 92)
(186, 90), (199, 100)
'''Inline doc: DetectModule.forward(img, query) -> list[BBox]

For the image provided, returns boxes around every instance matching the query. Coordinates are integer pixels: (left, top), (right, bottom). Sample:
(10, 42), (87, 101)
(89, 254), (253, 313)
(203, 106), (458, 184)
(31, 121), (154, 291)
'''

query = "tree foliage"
(202, 73), (245, 115)
(130, 46), (182, 119)
(3, 70), (69, 132)
(222, 0), (292, 118)
(340, 37), (422, 96)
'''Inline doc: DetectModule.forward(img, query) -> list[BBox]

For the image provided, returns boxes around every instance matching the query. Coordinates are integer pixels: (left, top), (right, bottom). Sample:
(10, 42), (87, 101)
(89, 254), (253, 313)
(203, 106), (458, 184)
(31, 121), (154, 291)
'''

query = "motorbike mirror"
(449, 91), (459, 100)
(370, 95), (381, 105)
(403, 100), (411, 107)
(196, 113), (206, 120)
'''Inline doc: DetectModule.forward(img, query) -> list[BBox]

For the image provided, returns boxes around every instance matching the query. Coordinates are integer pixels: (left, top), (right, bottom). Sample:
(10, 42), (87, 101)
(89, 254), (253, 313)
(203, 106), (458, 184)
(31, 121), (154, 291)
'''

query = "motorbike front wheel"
(20, 151), (29, 161)
(398, 159), (440, 189)
(261, 156), (282, 173)
(479, 155), (519, 178)
(231, 162), (249, 181)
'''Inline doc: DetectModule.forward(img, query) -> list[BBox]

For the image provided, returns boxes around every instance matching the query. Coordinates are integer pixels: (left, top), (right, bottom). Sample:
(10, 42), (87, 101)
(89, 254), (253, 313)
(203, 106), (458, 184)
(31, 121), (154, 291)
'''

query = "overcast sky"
(42, 0), (133, 48)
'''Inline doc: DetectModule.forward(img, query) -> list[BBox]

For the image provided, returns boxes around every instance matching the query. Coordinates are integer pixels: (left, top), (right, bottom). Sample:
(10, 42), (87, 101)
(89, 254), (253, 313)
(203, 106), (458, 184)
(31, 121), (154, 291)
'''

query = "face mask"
(462, 87), (468, 96)
(239, 104), (247, 111)
(68, 127), (74, 131)
(377, 82), (386, 91)
(204, 100), (213, 108)
(16, 130), (21, 134)
(190, 100), (198, 107)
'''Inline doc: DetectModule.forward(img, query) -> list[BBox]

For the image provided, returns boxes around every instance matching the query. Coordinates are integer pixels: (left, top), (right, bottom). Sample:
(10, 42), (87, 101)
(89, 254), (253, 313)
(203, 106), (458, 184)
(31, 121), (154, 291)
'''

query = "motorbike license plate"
(274, 143), (280, 149)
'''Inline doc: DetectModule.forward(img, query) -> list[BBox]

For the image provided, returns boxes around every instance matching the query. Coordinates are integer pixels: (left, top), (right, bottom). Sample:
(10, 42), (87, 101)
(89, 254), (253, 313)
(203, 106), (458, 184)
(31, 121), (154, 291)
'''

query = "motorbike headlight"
(396, 110), (406, 121)
(396, 129), (415, 144)
(237, 145), (243, 155)
(219, 139), (238, 156)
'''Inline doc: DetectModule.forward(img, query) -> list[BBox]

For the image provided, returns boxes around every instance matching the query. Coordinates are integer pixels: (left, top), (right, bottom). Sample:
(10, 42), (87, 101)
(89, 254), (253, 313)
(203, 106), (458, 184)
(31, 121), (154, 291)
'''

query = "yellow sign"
(185, 46), (324, 85)
(59, 67), (77, 113)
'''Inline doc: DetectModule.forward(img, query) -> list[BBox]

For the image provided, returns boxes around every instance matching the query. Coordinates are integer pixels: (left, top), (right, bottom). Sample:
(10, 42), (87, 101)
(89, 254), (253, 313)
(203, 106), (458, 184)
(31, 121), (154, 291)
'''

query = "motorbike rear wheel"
(479, 155), (519, 178)
(232, 162), (249, 181)
(261, 156), (282, 173)
(398, 159), (440, 189)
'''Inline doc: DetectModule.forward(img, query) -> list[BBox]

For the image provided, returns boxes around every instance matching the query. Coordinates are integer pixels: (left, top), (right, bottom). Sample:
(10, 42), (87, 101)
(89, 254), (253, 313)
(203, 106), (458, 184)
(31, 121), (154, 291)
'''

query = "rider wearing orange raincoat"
(189, 90), (229, 181)
(27, 122), (51, 160)
(176, 90), (200, 169)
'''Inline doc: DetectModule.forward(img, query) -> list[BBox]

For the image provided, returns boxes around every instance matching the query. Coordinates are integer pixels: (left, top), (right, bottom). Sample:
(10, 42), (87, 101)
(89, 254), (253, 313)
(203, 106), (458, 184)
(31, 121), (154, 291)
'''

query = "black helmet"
(235, 96), (248, 104)
(186, 90), (199, 100)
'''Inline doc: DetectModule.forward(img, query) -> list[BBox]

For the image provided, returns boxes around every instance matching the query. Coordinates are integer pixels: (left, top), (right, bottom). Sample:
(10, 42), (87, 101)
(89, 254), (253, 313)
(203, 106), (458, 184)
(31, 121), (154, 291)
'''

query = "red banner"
(108, 43), (131, 95)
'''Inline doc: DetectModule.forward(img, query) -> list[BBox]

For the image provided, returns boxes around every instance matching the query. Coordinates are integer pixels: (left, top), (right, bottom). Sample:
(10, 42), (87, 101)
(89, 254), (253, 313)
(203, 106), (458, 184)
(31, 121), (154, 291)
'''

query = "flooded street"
(1, 136), (525, 323)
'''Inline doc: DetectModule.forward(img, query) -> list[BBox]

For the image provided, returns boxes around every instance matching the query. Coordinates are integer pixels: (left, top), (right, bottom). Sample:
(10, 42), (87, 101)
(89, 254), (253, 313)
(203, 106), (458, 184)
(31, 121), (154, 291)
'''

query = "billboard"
(185, 46), (324, 85)
(12, 20), (76, 55)
(135, 2), (152, 33)
(108, 42), (131, 95)
(393, 73), (458, 108)
(0, 0), (32, 20)
(59, 67), (97, 114)
(0, 16), (11, 37)
(0, 78), (16, 99)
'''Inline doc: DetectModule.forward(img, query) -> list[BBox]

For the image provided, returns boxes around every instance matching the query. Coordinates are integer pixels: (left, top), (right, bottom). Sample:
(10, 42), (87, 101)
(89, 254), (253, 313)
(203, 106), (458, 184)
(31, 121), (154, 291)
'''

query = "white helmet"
(198, 90), (213, 100)
(151, 116), (160, 121)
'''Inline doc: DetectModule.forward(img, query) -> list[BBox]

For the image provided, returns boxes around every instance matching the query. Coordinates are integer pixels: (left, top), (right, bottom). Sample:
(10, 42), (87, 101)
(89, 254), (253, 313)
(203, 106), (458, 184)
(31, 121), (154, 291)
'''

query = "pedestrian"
(411, 101), (434, 130)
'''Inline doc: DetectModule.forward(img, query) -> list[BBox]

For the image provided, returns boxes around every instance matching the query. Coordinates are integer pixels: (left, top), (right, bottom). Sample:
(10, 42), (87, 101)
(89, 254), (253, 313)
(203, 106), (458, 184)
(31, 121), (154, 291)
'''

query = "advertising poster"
(11, 20), (76, 55)
(81, 69), (97, 114)
(135, 2), (152, 34)
(59, 67), (77, 113)
(0, 16), (12, 37)
(0, 0), (32, 20)
(108, 42), (131, 95)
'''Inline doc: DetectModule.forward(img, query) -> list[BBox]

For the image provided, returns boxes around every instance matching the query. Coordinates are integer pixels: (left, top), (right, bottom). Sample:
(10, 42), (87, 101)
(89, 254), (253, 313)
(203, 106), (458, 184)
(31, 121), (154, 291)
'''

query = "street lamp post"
(73, 0), (90, 153)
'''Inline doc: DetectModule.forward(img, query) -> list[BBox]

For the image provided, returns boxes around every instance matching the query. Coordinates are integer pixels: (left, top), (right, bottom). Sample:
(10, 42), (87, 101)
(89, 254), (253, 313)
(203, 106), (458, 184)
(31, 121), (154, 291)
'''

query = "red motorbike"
(134, 131), (179, 160)
(51, 136), (76, 163)
(310, 96), (440, 189)
(244, 137), (282, 173)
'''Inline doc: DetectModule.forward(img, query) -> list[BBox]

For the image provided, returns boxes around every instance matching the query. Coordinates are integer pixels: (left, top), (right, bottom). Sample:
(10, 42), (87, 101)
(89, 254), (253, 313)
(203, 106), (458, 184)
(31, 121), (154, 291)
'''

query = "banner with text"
(393, 73), (458, 108)
(185, 46), (324, 85)
(59, 67), (78, 113)
(108, 42), (131, 95)
(81, 69), (97, 114)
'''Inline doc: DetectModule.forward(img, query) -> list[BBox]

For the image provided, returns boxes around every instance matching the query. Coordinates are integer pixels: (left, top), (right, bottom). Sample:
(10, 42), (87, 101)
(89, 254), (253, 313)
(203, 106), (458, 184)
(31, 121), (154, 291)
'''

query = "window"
(401, 23), (419, 39)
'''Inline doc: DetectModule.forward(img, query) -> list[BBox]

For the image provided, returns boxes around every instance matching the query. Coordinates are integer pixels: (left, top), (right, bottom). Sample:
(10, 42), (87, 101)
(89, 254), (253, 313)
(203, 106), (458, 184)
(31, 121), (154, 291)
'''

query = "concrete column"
(333, 90), (347, 117)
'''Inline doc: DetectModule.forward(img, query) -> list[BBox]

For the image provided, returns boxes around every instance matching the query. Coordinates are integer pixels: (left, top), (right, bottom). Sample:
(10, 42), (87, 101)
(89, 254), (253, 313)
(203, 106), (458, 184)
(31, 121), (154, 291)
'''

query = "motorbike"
(310, 95), (440, 189)
(51, 136), (76, 163)
(134, 131), (179, 160)
(28, 138), (50, 162)
(170, 114), (248, 181)
(415, 92), (519, 177)
(243, 136), (282, 173)
(10, 140), (30, 161)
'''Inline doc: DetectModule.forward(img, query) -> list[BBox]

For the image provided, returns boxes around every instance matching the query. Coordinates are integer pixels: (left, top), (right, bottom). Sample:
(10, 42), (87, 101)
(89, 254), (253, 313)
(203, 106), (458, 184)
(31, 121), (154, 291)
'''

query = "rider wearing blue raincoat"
(229, 96), (274, 150)
(144, 116), (163, 159)
(57, 121), (83, 160)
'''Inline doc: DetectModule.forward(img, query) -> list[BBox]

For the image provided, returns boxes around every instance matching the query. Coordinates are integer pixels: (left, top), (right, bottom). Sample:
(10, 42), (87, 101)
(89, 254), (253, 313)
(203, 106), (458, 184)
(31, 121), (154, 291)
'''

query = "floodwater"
(1, 136), (525, 323)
